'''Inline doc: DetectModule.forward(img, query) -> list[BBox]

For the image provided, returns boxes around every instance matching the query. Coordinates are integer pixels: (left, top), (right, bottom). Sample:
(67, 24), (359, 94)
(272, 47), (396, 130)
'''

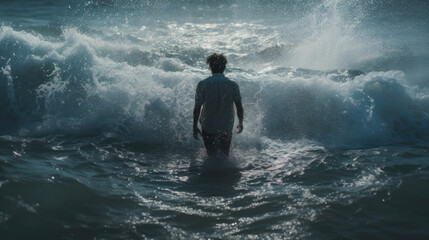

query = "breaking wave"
(1, 25), (429, 147)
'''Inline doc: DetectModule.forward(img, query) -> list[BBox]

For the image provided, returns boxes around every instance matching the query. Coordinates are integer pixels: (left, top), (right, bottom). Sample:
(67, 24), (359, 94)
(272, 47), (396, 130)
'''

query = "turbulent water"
(1, 0), (429, 239)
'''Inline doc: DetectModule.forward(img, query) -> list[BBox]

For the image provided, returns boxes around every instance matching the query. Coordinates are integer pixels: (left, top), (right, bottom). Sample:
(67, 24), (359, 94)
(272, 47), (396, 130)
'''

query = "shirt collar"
(209, 73), (225, 80)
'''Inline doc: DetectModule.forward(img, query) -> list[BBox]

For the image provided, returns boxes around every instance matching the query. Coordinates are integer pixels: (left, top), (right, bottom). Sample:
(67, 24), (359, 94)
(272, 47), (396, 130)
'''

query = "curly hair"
(206, 53), (227, 74)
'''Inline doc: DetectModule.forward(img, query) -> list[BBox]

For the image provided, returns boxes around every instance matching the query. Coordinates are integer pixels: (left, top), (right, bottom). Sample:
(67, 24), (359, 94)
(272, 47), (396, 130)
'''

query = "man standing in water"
(193, 53), (244, 156)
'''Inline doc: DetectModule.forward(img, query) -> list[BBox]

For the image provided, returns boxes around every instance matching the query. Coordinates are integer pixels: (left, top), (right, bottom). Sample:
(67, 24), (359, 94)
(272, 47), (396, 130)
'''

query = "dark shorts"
(202, 130), (232, 156)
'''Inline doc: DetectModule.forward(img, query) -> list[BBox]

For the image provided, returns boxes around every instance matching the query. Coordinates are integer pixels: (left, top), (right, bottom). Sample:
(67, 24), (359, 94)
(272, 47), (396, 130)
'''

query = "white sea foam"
(1, 0), (429, 147)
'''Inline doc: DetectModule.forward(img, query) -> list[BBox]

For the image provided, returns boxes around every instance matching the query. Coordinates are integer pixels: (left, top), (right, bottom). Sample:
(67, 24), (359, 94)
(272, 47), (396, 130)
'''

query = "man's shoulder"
(229, 79), (238, 85)
(198, 76), (212, 84)
(225, 78), (239, 88)
(221, 75), (238, 85)
(197, 78), (209, 86)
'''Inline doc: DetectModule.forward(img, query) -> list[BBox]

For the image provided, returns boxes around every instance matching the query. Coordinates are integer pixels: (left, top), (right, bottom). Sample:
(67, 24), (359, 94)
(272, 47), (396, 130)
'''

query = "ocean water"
(1, 0), (429, 239)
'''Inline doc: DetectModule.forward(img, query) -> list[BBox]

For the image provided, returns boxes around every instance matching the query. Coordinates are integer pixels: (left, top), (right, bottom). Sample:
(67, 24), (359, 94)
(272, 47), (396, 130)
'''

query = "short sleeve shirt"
(195, 74), (241, 133)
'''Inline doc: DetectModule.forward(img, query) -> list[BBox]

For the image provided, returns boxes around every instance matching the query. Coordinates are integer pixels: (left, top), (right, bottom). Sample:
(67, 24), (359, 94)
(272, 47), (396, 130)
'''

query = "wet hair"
(206, 53), (227, 74)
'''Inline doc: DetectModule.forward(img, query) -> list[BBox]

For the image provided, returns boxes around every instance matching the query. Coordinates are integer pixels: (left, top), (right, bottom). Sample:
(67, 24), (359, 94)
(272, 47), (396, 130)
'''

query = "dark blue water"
(1, 0), (429, 239)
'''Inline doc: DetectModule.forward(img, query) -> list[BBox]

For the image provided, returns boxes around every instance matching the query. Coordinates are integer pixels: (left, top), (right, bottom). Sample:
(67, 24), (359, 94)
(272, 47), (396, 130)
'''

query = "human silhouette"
(193, 53), (244, 156)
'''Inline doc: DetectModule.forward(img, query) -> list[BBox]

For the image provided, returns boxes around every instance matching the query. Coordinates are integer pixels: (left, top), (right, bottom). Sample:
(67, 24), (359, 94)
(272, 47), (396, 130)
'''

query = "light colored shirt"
(195, 74), (241, 133)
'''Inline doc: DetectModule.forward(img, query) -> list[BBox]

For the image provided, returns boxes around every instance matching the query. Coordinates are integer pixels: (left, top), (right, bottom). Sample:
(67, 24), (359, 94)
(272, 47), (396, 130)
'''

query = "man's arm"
(193, 104), (202, 140)
(235, 100), (244, 133)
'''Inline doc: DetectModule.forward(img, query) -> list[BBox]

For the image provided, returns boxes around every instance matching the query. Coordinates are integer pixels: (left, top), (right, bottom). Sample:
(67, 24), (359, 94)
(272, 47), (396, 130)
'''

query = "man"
(193, 53), (244, 157)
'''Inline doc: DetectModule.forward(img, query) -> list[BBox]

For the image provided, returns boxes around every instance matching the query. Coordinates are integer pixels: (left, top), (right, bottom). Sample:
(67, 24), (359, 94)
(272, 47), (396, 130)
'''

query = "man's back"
(195, 74), (241, 134)
(193, 53), (243, 157)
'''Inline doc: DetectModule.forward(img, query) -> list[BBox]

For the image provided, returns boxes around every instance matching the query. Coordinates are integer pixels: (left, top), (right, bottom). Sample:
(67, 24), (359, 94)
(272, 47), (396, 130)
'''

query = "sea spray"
(1, 23), (429, 146)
